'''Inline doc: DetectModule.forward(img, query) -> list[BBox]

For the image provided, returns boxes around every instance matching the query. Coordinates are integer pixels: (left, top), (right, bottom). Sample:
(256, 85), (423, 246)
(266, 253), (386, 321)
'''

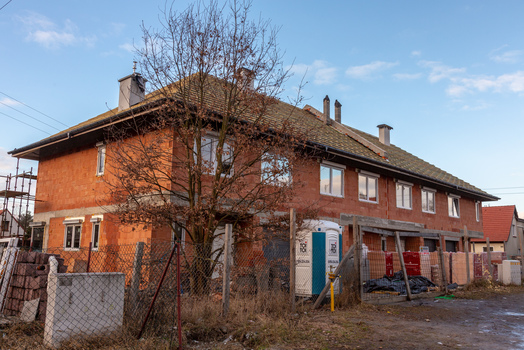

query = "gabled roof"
(473, 205), (517, 243)
(9, 73), (498, 202)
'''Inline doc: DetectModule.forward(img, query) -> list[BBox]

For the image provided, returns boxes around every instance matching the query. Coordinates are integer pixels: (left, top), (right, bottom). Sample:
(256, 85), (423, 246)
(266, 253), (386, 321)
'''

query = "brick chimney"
(334, 100), (342, 123)
(377, 124), (393, 146)
(322, 95), (330, 123)
(237, 67), (255, 91)
(118, 62), (146, 111)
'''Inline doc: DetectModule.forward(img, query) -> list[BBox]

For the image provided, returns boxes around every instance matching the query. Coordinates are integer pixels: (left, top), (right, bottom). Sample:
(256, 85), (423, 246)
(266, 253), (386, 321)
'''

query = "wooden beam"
(290, 208), (296, 314)
(340, 213), (424, 231)
(464, 225), (470, 285)
(312, 244), (355, 309)
(395, 231), (412, 300)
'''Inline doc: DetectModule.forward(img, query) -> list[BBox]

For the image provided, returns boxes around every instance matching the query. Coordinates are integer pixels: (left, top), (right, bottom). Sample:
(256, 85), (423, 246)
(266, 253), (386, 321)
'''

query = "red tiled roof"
(473, 205), (516, 243)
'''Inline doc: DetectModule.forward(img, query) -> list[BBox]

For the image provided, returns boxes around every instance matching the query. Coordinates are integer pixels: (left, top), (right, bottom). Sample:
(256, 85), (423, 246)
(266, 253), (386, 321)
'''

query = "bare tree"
(104, 0), (317, 294)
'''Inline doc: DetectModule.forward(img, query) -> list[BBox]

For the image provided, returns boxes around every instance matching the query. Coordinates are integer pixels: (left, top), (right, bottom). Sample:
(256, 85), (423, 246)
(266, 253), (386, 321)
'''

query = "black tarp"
(364, 271), (437, 295)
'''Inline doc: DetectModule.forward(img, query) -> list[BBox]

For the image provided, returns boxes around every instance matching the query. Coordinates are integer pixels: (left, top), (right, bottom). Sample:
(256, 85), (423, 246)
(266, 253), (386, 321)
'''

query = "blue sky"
(1, 0), (523, 215)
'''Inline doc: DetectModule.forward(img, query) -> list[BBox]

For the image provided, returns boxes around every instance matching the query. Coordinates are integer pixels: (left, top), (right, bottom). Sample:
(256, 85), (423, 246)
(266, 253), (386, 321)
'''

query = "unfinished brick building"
(9, 69), (497, 257)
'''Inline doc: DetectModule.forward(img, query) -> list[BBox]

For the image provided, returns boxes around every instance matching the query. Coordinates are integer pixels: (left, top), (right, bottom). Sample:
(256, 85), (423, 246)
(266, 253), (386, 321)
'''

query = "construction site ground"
(185, 285), (524, 350)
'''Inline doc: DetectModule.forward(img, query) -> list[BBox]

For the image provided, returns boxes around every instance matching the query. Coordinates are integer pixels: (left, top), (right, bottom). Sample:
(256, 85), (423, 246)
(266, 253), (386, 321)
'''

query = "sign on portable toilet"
(295, 220), (343, 297)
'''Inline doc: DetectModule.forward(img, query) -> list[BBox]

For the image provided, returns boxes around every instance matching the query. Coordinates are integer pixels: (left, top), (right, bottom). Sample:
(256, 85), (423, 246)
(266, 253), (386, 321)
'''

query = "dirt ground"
(187, 288), (524, 350)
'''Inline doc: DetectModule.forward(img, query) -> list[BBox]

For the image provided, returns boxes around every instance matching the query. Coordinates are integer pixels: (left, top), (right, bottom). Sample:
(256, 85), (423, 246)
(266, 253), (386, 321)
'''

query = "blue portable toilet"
(295, 220), (343, 297)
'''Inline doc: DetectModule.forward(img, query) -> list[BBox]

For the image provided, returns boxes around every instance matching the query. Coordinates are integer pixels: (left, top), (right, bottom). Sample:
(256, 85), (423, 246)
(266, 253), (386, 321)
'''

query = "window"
(96, 143), (106, 176)
(31, 226), (44, 252)
(320, 162), (344, 197)
(358, 172), (378, 203)
(483, 246), (494, 252)
(445, 240), (457, 252)
(1, 220), (9, 232)
(64, 224), (82, 250)
(512, 224), (517, 238)
(448, 195), (460, 218)
(261, 154), (291, 185)
(396, 181), (412, 209)
(381, 236), (387, 251)
(199, 136), (233, 176)
(475, 201), (480, 222)
(92, 223), (100, 250)
(421, 188), (436, 214)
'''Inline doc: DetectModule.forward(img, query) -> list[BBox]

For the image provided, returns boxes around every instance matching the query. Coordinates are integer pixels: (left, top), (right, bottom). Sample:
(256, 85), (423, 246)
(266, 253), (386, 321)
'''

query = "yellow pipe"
(330, 281), (334, 312)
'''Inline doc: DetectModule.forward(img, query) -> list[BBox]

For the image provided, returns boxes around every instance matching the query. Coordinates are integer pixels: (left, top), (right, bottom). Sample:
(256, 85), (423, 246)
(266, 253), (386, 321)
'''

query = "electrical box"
(295, 220), (343, 297)
(500, 260), (521, 285)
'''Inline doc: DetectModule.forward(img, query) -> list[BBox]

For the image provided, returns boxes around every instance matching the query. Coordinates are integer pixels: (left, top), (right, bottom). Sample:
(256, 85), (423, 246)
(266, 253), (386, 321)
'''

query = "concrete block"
(26, 276), (47, 289)
(44, 272), (125, 348)
(11, 287), (25, 300)
(20, 298), (40, 322)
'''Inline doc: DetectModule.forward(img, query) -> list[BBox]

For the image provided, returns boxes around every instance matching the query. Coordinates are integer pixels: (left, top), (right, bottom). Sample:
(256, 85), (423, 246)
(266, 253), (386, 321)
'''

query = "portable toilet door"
(295, 220), (342, 297)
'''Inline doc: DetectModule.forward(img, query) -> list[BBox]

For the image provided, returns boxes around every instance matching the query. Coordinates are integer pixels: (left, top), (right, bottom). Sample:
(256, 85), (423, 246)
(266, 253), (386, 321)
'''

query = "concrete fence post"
(130, 242), (145, 306)
(222, 224), (232, 317)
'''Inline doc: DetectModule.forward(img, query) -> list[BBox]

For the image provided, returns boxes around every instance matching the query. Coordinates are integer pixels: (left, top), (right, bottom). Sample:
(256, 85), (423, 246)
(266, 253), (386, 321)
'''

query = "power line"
(0, 91), (69, 128)
(0, 111), (51, 135)
(484, 186), (524, 190)
(0, 101), (61, 131)
(0, 0), (12, 12)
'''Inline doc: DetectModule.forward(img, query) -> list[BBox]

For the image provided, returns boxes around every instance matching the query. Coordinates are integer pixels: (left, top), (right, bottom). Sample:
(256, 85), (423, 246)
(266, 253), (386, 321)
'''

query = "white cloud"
(411, 50), (422, 57)
(0, 148), (19, 174)
(288, 60), (338, 85)
(459, 101), (490, 111)
(418, 61), (466, 83)
(489, 48), (523, 64)
(17, 12), (96, 49)
(119, 43), (135, 53)
(345, 61), (399, 80)
(446, 71), (524, 97)
(393, 73), (422, 80)
(0, 98), (20, 107)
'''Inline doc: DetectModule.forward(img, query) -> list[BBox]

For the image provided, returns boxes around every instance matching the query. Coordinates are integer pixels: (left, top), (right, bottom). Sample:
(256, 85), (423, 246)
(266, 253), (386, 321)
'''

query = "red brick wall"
(34, 135), (484, 251)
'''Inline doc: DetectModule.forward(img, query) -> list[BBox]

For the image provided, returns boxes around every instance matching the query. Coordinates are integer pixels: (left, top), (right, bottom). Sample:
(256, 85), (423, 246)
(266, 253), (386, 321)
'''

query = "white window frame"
(448, 194), (460, 218)
(320, 161), (345, 197)
(96, 142), (106, 176)
(198, 135), (234, 176)
(475, 201), (480, 222)
(512, 224), (517, 238)
(63, 218), (83, 250)
(396, 181), (412, 210)
(421, 187), (436, 214)
(90, 216), (102, 250)
(261, 154), (291, 186)
(358, 171), (379, 203)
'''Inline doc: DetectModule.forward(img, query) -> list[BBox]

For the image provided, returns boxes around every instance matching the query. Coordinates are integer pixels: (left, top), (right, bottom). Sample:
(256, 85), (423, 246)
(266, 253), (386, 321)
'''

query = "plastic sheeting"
(364, 271), (437, 295)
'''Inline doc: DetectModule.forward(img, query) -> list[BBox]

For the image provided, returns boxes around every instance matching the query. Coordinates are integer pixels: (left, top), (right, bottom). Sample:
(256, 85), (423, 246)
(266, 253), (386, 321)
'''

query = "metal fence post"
(290, 208), (296, 314)
(222, 224), (232, 317)
(86, 242), (92, 273)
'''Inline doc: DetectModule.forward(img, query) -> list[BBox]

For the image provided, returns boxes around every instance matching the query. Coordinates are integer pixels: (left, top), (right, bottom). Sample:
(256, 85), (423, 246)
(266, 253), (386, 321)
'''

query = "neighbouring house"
(0, 209), (26, 247)
(472, 205), (521, 257)
(8, 68), (498, 257)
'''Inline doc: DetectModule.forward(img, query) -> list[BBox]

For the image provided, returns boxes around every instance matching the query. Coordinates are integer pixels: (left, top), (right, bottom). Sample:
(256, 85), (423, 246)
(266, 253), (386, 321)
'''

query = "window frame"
(199, 135), (234, 176)
(358, 171), (379, 203)
(96, 142), (106, 176)
(475, 201), (480, 222)
(30, 225), (45, 252)
(261, 154), (292, 186)
(90, 216), (102, 250)
(320, 161), (345, 198)
(64, 222), (82, 250)
(396, 181), (413, 210)
(421, 187), (436, 214)
(448, 194), (460, 218)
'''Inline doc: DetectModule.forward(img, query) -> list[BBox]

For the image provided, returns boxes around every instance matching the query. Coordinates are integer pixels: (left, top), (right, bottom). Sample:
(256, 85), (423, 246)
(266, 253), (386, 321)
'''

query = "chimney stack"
(118, 62), (146, 111)
(334, 100), (342, 123)
(237, 67), (255, 91)
(377, 124), (393, 146)
(322, 95), (330, 123)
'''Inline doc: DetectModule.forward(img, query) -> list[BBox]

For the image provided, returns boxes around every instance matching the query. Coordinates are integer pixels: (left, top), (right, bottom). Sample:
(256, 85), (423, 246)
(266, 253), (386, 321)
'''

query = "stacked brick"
(3, 251), (67, 321)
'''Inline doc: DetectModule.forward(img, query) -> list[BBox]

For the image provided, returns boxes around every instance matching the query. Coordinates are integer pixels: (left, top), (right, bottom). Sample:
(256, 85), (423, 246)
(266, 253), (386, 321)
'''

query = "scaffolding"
(0, 158), (37, 248)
